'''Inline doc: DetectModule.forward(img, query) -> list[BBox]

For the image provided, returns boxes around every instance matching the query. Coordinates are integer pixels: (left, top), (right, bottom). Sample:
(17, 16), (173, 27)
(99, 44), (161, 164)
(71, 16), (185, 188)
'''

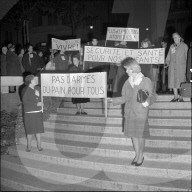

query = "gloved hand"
(142, 101), (149, 107)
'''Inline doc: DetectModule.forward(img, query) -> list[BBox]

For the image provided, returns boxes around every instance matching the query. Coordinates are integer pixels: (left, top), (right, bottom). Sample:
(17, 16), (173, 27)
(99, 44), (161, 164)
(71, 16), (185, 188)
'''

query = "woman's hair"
(121, 57), (141, 73)
(141, 38), (152, 47)
(15, 44), (23, 55)
(24, 74), (34, 85)
(72, 54), (80, 61)
(25, 43), (32, 52)
(172, 32), (184, 42)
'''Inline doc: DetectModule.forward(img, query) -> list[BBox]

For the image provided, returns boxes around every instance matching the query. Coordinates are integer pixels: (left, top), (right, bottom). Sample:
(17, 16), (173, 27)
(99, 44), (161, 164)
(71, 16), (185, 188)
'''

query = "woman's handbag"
(137, 89), (149, 103)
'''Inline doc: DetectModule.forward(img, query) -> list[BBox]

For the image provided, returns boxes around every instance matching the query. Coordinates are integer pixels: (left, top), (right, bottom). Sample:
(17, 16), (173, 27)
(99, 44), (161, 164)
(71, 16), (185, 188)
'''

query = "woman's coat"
(166, 41), (188, 88)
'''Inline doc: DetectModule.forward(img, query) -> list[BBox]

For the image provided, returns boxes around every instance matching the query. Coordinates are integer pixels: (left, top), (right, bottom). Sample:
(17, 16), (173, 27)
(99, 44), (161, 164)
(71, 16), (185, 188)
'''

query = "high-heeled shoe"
(170, 98), (178, 102)
(178, 98), (184, 102)
(135, 157), (144, 167)
(26, 147), (31, 152)
(37, 147), (43, 151)
(131, 157), (137, 165)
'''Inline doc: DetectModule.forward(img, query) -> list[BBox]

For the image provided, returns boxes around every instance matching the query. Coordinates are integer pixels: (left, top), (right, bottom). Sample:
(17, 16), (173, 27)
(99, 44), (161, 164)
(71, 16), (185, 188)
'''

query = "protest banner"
(41, 72), (108, 117)
(52, 38), (81, 51)
(106, 27), (139, 42)
(84, 46), (165, 64)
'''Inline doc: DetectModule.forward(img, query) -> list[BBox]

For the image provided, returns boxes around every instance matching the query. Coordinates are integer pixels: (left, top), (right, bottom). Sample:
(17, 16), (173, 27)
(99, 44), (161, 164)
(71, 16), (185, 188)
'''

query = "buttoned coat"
(113, 76), (153, 138)
(166, 42), (188, 88)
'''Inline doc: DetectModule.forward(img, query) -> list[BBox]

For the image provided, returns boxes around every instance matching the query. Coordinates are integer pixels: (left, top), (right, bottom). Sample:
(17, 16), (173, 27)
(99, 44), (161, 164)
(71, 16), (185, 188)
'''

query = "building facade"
(1, 0), (191, 48)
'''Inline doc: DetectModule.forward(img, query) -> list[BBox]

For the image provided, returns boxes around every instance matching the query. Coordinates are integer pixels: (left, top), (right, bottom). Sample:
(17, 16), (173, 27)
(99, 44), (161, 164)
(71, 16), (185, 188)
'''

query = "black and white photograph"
(0, 0), (191, 191)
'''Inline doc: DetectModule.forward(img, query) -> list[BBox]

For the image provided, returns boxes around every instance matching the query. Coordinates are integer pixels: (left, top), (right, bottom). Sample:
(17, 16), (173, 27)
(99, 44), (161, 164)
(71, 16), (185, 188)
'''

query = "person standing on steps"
(165, 32), (188, 102)
(21, 75), (44, 152)
(110, 57), (154, 166)
(68, 54), (90, 115)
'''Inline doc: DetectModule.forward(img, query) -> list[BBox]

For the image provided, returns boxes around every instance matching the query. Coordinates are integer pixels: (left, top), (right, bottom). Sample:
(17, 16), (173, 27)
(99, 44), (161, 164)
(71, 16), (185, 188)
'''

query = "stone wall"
(1, 93), (21, 113)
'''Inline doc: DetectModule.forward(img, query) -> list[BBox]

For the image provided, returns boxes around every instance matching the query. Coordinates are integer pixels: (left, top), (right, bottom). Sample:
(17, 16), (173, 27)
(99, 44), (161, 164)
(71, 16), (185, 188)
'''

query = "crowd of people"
(1, 32), (191, 101)
(1, 32), (191, 159)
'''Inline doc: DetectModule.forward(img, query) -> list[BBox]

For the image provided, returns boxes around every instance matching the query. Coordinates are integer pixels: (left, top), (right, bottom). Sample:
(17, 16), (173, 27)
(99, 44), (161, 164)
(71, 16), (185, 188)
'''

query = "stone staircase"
(1, 95), (191, 191)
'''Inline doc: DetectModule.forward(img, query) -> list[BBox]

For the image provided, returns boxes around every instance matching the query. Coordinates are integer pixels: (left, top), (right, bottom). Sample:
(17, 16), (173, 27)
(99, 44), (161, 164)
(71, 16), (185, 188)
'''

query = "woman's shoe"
(81, 112), (87, 115)
(38, 147), (43, 151)
(26, 147), (31, 152)
(131, 157), (137, 165)
(135, 157), (144, 167)
(170, 98), (178, 102)
(75, 112), (81, 115)
(178, 98), (184, 102)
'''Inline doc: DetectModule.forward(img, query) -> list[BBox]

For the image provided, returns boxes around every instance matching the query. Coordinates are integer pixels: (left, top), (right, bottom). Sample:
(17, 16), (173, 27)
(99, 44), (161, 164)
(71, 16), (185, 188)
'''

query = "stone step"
(44, 121), (191, 138)
(62, 95), (190, 102)
(57, 107), (191, 117)
(5, 146), (192, 180)
(49, 114), (191, 127)
(0, 184), (16, 192)
(61, 101), (191, 109)
(2, 153), (191, 191)
(1, 161), (102, 191)
(38, 129), (191, 149)
(18, 137), (191, 163)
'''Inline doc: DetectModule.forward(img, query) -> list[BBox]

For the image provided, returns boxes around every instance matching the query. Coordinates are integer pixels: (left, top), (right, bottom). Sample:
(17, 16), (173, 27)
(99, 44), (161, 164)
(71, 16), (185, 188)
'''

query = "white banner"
(41, 72), (107, 98)
(52, 38), (81, 51)
(84, 46), (165, 64)
(106, 27), (139, 42)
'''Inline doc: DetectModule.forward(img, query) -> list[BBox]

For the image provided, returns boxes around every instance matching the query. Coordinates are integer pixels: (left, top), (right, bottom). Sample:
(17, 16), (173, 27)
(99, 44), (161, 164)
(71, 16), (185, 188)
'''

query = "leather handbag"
(137, 89), (149, 103)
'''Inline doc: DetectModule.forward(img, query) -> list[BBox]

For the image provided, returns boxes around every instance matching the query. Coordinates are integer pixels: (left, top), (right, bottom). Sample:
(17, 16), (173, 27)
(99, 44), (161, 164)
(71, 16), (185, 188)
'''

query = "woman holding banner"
(22, 75), (44, 152)
(111, 57), (153, 166)
(68, 55), (90, 115)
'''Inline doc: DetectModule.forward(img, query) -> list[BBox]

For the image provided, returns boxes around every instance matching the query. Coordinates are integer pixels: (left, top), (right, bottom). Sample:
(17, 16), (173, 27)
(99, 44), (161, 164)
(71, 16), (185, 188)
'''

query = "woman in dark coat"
(111, 57), (153, 166)
(21, 74), (44, 152)
(68, 54), (90, 115)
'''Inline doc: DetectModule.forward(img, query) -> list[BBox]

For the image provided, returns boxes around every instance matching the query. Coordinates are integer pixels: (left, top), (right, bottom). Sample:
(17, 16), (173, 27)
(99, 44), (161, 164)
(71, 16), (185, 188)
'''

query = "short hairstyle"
(9, 44), (15, 50)
(25, 43), (32, 51)
(141, 38), (151, 47)
(72, 54), (80, 60)
(172, 32), (184, 42)
(121, 57), (141, 73)
(92, 36), (98, 41)
(24, 74), (34, 85)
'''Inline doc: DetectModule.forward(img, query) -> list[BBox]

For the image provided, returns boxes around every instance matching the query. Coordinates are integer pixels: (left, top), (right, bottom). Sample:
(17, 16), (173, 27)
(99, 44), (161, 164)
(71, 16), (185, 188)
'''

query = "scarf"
(128, 72), (144, 88)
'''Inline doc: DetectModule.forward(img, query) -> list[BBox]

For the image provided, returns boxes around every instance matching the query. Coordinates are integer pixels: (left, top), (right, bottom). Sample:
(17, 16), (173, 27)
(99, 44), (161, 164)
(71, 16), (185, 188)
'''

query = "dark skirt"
(72, 98), (90, 104)
(24, 112), (44, 135)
